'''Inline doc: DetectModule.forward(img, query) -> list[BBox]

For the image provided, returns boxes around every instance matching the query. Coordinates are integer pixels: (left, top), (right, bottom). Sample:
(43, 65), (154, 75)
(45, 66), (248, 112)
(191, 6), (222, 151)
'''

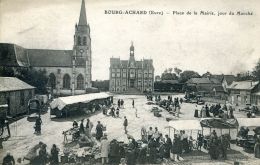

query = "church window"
(63, 74), (71, 89)
(123, 73), (126, 78)
(49, 73), (56, 89)
(77, 36), (81, 45)
(83, 36), (87, 45)
(77, 74), (84, 89)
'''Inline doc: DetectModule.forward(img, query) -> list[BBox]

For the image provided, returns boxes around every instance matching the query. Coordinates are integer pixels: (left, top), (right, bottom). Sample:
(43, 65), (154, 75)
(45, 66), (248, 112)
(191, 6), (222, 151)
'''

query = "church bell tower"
(72, 0), (92, 94)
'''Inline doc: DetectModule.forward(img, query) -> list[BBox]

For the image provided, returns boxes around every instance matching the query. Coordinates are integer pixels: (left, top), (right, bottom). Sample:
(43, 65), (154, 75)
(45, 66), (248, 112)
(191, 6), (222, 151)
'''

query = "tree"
(161, 72), (178, 80)
(0, 67), (48, 94)
(253, 58), (260, 81)
(174, 67), (182, 76)
(202, 71), (212, 78)
(179, 70), (201, 83)
(0, 66), (15, 77)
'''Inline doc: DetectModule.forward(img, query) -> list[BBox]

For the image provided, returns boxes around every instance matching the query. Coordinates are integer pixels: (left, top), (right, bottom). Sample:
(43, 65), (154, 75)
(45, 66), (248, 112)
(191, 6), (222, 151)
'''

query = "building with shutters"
(0, 0), (92, 96)
(109, 42), (154, 93)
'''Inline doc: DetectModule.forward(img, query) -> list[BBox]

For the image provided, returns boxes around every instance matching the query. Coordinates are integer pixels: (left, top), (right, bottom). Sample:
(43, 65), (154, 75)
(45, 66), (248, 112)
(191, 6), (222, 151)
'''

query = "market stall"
(200, 118), (238, 138)
(50, 92), (113, 117)
(166, 119), (202, 139)
(236, 118), (260, 151)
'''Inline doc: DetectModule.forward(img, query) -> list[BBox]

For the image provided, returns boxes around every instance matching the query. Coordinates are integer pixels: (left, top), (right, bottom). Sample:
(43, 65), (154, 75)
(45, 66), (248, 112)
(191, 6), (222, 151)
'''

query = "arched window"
(63, 74), (71, 89)
(49, 73), (56, 89)
(77, 74), (84, 89)
(83, 36), (87, 45)
(77, 36), (81, 45)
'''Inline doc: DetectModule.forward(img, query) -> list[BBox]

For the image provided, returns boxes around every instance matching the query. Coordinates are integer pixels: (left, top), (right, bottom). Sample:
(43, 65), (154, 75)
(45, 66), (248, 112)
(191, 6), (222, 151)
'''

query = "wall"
(0, 89), (35, 116)
(34, 66), (86, 95)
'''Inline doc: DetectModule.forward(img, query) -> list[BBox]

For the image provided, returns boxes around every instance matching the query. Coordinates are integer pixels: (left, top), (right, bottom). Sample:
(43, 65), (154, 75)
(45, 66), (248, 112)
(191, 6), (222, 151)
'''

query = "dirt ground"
(0, 94), (260, 164)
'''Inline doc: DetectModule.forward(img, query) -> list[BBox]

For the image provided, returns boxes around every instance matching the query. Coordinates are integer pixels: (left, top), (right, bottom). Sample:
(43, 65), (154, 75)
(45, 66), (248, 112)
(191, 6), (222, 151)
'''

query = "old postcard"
(0, 0), (259, 164)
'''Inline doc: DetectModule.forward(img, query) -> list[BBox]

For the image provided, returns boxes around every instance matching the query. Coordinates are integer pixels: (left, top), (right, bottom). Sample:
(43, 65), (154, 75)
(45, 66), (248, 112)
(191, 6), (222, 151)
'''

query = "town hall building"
(109, 42), (154, 93)
(0, 0), (92, 96)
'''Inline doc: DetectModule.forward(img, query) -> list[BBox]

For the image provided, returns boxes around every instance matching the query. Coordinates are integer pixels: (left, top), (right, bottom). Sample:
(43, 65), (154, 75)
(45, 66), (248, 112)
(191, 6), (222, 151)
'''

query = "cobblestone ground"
(0, 94), (260, 164)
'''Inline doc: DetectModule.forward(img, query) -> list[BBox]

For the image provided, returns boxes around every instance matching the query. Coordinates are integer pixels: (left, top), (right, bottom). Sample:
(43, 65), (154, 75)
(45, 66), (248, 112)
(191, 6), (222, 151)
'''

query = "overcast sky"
(0, 0), (259, 80)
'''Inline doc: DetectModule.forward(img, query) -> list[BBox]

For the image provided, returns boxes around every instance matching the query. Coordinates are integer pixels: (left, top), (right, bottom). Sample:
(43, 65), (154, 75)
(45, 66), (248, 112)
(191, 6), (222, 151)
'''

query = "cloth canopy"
(167, 120), (202, 131)
(237, 118), (260, 128)
(50, 92), (111, 110)
(200, 118), (238, 129)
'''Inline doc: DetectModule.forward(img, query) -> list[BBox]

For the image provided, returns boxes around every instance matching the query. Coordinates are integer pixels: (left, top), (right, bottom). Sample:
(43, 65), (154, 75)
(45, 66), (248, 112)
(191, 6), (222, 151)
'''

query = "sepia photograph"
(0, 0), (260, 164)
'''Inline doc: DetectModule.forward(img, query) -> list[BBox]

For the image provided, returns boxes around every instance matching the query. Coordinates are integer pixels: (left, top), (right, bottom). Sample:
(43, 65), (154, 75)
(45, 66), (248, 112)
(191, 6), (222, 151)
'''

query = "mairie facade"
(0, 0), (92, 96)
(109, 43), (154, 93)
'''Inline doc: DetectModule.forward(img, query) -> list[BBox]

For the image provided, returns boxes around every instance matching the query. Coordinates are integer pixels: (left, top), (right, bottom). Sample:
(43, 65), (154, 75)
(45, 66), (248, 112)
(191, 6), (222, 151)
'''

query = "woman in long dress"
(100, 135), (110, 164)
(254, 137), (260, 158)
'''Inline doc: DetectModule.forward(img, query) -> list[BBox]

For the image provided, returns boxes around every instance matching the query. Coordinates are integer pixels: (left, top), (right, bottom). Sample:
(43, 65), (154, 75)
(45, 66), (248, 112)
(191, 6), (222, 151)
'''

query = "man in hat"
(123, 116), (128, 134)
(2, 151), (15, 165)
(96, 121), (103, 141)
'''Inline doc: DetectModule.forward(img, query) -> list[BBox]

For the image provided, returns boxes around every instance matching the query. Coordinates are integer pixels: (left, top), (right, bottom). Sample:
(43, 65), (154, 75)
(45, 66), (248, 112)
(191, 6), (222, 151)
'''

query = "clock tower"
(72, 0), (92, 94)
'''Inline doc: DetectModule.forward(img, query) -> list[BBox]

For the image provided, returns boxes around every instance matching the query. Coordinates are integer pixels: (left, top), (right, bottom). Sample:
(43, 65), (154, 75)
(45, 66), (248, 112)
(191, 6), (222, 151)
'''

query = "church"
(109, 42), (154, 93)
(0, 0), (92, 96)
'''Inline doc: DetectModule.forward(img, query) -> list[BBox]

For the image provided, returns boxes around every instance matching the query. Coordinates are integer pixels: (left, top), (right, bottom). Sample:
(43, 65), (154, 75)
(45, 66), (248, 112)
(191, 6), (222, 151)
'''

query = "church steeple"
(130, 41), (134, 56)
(78, 0), (87, 26)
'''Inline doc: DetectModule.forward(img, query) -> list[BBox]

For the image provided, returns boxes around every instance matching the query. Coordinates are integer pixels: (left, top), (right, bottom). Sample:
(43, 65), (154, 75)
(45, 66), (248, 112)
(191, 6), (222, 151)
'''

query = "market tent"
(200, 118), (239, 129)
(167, 120), (202, 131)
(50, 92), (111, 110)
(237, 118), (260, 127)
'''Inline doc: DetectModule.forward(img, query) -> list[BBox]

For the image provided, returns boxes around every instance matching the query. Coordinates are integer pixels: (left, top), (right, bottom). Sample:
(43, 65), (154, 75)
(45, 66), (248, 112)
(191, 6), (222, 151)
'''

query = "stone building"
(0, 77), (35, 116)
(0, 0), (92, 96)
(227, 80), (259, 105)
(109, 42), (154, 93)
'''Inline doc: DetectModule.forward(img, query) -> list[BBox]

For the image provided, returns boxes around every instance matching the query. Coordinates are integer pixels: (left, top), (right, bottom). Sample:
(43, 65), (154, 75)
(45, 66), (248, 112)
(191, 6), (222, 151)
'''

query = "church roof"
(27, 49), (73, 67)
(78, 0), (87, 26)
(0, 43), (30, 67)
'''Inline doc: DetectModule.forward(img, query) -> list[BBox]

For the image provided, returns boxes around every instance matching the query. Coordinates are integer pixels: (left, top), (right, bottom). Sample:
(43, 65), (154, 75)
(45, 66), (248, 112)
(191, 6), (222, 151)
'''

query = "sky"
(0, 0), (259, 80)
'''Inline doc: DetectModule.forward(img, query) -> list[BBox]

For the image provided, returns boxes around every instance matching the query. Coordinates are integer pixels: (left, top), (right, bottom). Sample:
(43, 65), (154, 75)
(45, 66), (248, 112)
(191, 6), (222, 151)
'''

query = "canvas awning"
(167, 120), (202, 131)
(237, 118), (260, 127)
(50, 92), (111, 110)
(200, 118), (238, 129)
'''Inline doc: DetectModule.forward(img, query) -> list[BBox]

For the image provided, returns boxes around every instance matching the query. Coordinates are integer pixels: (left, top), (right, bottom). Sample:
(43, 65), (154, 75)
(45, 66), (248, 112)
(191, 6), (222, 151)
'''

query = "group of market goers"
(2, 142), (59, 165)
(194, 104), (235, 119)
(99, 127), (204, 165)
(157, 96), (183, 117)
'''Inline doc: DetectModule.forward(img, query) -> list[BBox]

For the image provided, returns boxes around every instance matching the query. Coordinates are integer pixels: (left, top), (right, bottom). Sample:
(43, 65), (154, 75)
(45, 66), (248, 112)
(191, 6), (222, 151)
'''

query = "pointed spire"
(78, 0), (87, 26)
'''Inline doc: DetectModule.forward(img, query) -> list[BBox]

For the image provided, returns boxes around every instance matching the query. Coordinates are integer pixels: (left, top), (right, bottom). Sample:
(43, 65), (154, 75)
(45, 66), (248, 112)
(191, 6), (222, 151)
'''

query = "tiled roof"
(27, 49), (73, 67)
(196, 85), (225, 92)
(0, 77), (35, 92)
(228, 81), (259, 90)
(187, 78), (212, 84)
(161, 80), (179, 84)
(209, 78), (222, 84)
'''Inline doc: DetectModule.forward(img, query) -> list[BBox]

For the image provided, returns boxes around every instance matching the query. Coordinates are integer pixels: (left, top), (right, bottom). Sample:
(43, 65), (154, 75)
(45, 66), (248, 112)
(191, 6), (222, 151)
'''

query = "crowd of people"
(157, 96), (182, 117)
(97, 126), (205, 165)
(2, 142), (60, 165)
(194, 104), (235, 119)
